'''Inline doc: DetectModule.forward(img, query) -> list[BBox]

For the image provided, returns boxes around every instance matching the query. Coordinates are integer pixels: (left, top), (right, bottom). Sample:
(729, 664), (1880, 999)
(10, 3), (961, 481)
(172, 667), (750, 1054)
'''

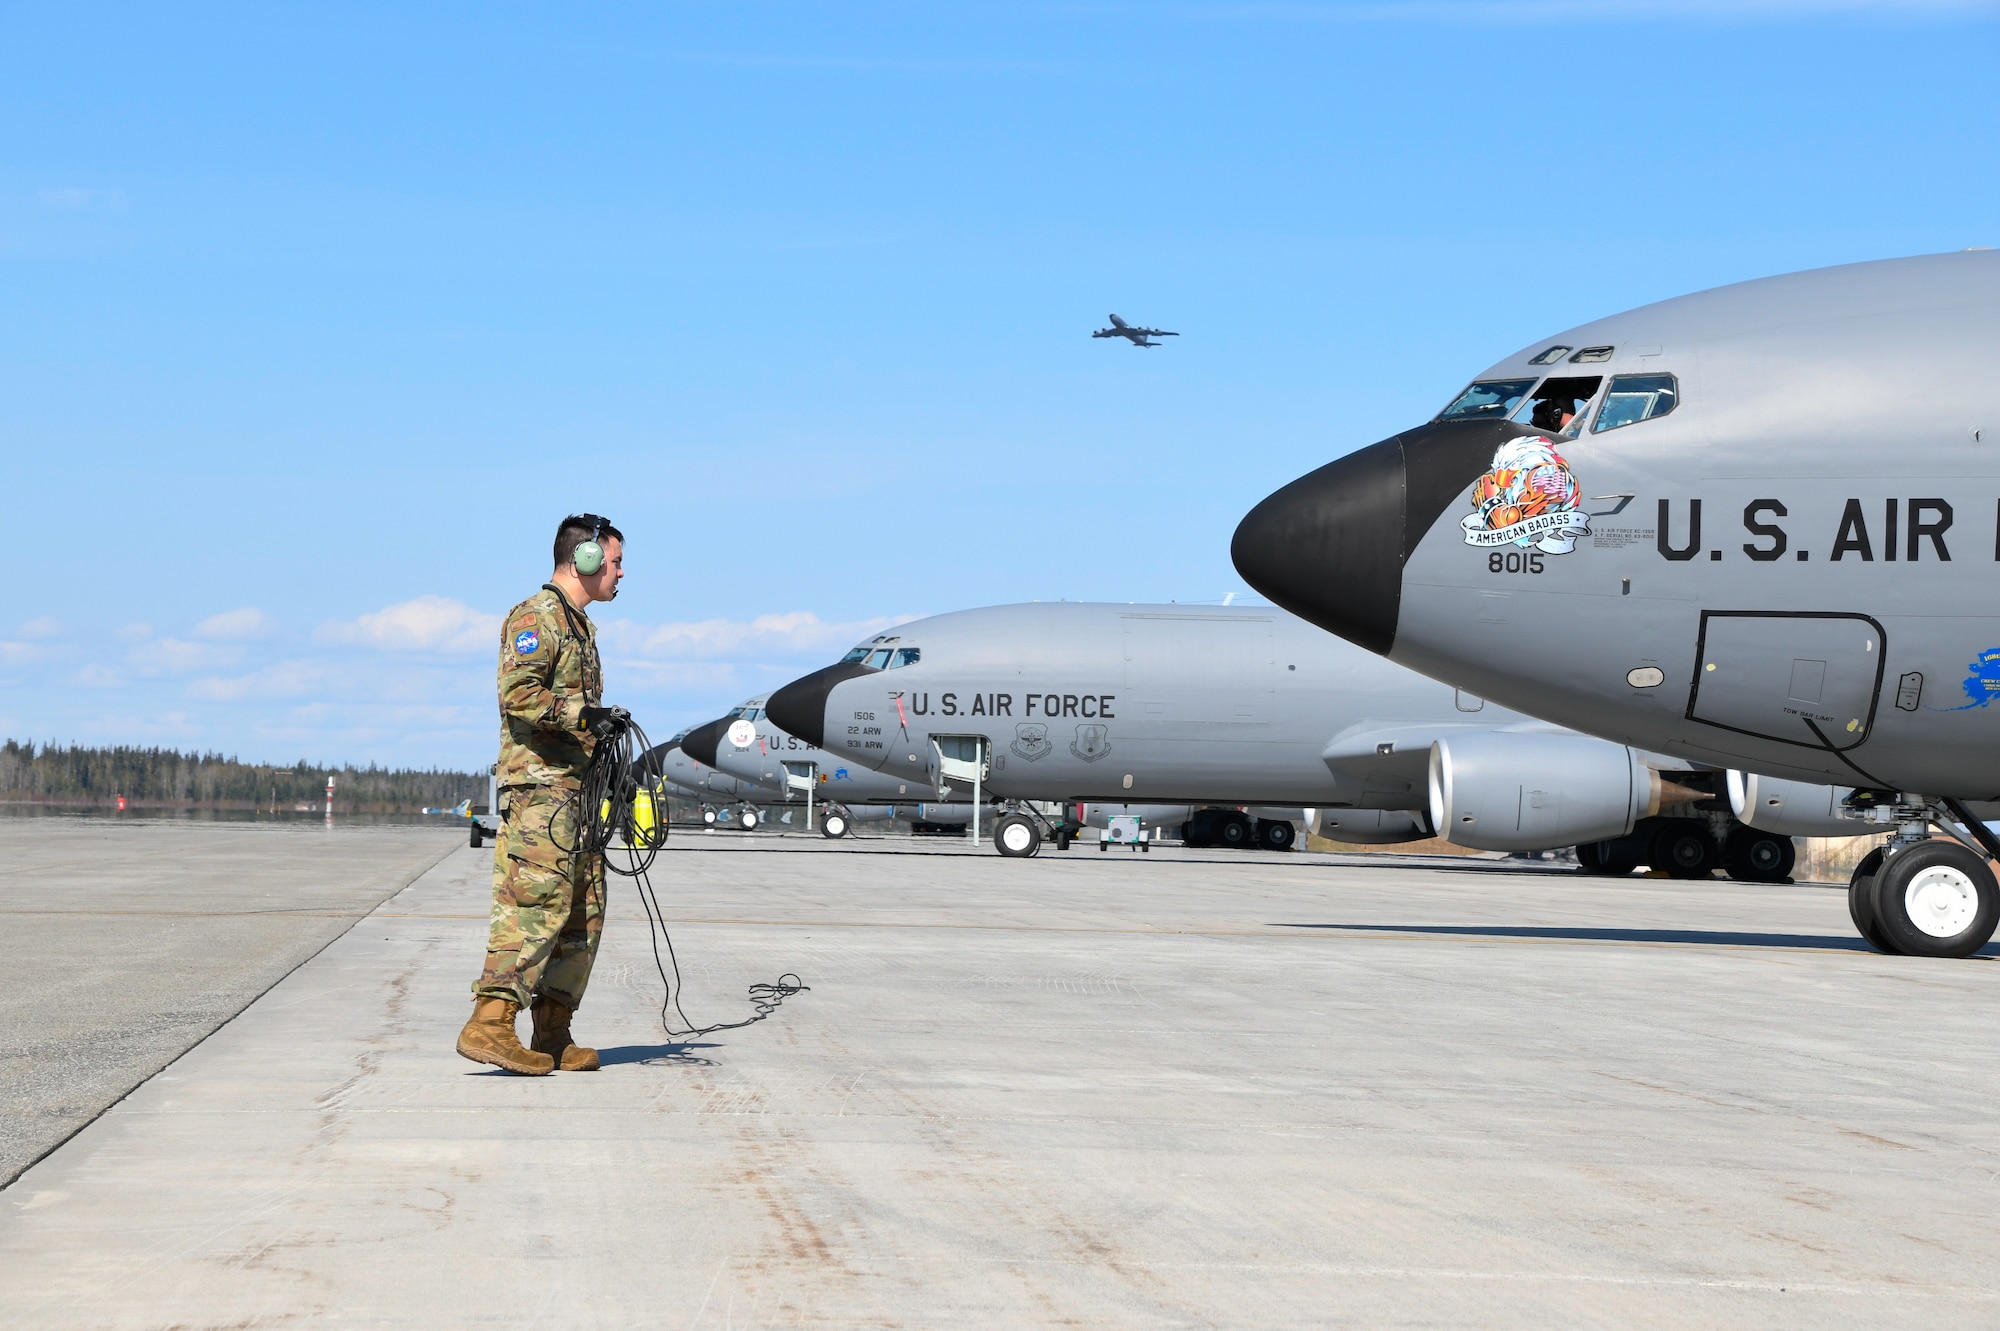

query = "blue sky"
(3, 0), (1995, 769)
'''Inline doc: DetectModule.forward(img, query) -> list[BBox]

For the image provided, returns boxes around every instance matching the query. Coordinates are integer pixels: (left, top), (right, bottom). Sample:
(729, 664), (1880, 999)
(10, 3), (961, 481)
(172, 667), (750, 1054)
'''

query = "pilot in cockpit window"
(1517, 375), (1603, 438)
(1527, 396), (1577, 433)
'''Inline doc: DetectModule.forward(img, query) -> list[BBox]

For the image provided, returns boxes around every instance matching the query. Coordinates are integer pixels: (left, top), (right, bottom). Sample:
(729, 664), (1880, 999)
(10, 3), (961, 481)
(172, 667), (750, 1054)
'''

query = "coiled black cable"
(552, 715), (807, 1039)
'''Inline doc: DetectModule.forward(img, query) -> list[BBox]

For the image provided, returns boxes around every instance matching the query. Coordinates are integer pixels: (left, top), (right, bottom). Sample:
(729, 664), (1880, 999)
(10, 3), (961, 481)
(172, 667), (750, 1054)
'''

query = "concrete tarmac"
(0, 818), (456, 1186)
(2, 831), (1997, 1328)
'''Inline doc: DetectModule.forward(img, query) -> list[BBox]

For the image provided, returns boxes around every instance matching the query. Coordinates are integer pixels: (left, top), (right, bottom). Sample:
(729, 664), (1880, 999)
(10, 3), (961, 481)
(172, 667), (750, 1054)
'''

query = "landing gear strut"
(1843, 794), (2000, 957)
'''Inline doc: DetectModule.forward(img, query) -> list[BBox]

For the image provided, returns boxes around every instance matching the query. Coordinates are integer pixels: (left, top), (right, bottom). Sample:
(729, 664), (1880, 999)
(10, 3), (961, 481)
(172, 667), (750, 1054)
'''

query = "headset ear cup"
(574, 540), (604, 576)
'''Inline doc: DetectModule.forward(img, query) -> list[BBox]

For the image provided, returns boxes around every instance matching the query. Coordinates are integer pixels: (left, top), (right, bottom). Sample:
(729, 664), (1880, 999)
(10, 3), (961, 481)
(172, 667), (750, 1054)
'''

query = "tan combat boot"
(530, 996), (601, 1071)
(456, 997), (555, 1075)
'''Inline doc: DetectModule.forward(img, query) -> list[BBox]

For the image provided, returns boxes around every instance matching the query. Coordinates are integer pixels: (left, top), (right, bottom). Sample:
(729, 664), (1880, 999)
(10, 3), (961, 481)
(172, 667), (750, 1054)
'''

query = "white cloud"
(187, 660), (336, 703)
(315, 596), (500, 656)
(194, 607), (275, 640)
(601, 610), (912, 664)
(135, 637), (242, 674)
(19, 617), (60, 639)
(0, 641), (45, 666)
(116, 622), (152, 641)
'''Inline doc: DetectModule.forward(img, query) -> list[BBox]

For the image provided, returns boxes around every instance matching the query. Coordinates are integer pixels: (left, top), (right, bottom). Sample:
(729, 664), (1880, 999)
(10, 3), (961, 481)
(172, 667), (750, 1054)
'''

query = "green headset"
(571, 514), (612, 576)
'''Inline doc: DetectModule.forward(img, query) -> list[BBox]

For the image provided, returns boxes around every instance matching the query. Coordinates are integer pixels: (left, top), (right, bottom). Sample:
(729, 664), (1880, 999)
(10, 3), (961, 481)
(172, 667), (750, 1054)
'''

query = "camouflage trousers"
(473, 785), (606, 1010)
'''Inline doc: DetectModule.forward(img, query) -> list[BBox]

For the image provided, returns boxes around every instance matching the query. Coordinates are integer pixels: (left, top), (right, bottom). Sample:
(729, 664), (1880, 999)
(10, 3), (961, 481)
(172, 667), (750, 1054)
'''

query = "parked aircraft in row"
(763, 600), (1829, 872)
(1233, 249), (2000, 957)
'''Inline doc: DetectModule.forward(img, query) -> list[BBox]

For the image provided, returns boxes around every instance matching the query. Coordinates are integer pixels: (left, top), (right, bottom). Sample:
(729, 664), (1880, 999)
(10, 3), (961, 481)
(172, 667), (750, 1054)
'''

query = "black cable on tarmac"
(552, 715), (807, 1040)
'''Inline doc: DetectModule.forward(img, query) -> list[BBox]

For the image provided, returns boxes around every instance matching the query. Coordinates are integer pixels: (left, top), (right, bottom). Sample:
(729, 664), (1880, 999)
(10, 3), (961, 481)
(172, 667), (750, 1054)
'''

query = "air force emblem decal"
(1070, 723), (1112, 763)
(1011, 723), (1051, 762)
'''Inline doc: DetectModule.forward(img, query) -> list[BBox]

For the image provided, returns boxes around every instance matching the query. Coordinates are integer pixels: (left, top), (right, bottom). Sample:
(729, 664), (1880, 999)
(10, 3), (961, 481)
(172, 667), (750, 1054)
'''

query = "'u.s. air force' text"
(857, 692), (1117, 722)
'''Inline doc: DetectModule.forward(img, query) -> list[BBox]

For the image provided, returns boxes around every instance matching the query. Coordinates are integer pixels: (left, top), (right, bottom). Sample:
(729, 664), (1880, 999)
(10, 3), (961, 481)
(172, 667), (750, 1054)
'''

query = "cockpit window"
(865, 649), (893, 670)
(840, 647), (870, 664)
(1591, 374), (1678, 433)
(1438, 379), (1538, 421)
(726, 706), (750, 719)
(1512, 376), (1602, 436)
(747, 707), (763, 720)
(890, 647), (920, 668)
(1528, 346), (1571, 366)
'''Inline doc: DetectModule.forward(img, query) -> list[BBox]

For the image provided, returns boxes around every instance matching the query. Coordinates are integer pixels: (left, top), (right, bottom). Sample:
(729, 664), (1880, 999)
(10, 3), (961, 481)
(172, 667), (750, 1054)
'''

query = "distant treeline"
(0, 741), (485, 813)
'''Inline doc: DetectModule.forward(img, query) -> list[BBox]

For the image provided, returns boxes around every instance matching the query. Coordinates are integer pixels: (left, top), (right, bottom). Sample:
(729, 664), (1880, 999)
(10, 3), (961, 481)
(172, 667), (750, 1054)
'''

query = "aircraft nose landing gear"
(1843, 794), (2000, 958)
(1872, 840), (1998, 958)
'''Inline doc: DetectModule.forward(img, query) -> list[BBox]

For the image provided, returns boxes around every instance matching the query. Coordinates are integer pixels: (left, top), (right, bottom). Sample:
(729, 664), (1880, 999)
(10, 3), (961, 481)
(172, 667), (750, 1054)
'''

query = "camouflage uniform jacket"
(496, 586), (602, 791)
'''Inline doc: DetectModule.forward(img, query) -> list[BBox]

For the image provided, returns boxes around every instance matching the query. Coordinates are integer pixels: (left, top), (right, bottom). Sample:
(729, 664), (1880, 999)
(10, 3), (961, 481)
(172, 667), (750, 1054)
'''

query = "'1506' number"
(1488, 551), (1544, 574)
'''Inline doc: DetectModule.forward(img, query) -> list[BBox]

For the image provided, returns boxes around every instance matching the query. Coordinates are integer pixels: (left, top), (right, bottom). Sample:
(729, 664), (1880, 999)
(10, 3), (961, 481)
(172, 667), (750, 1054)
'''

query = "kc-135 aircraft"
(678, 697), (962, 838)
(1233, 249), (2000, 957)
(764, 600), (1830, 870)
(1092, 314), (1177, 348)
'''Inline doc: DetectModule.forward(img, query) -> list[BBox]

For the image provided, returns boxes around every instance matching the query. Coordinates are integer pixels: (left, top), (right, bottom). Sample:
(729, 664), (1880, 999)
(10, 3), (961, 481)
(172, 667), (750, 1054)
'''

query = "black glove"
(581, 705), (631, 739)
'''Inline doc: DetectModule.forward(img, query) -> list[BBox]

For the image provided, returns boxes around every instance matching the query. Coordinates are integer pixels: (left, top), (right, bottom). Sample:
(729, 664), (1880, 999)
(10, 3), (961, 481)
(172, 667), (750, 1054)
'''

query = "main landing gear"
(1576, 816), (1794, 884)
(1180, 809), (1296, 850)
(820, 806), (850, 839)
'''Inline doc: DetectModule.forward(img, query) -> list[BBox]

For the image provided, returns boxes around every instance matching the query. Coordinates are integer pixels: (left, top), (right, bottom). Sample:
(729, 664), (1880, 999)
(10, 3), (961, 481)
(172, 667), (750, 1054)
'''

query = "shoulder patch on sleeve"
(513, 628), (541, 656)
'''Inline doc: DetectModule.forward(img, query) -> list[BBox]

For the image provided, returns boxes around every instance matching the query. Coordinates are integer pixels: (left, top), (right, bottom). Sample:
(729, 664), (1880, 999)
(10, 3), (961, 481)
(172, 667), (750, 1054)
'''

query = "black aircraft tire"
(1871, 841), (2000, 959)
(821, 811), (849, 839)
(1216, 814), (1253, 849)
(1724, 828), (1796, 883)
(1255, 819), (1296, 852)
(1847, 848), (1895, 953)
(994, 813), (1040, 859)
(469, 823), (484, 849)
(1650, 822), (1718, 879)
(739, 808), (759, 831)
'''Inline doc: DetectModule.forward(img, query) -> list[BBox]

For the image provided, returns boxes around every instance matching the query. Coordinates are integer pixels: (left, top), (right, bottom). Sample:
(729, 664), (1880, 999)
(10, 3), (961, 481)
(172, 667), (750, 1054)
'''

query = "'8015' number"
(1488, 550), (1545, 574)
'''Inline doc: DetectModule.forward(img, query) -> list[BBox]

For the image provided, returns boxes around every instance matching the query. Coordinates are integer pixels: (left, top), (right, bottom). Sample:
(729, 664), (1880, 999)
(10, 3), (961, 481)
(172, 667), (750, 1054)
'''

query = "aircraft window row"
(1591, 374), (1678, 433)
(1528, 346), (1571, 365)
(1438, 378), (1539, 420)
(847, 646), (922, 671)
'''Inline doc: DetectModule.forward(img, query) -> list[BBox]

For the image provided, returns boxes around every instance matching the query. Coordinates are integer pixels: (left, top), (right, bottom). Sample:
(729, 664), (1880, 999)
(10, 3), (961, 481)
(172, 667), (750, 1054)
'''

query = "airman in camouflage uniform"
(458, 515), (626, 1076)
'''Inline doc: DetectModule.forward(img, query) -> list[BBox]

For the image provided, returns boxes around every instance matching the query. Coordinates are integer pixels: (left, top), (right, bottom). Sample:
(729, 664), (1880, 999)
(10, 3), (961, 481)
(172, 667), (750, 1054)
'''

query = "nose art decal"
(1462, 436), (1590, 555)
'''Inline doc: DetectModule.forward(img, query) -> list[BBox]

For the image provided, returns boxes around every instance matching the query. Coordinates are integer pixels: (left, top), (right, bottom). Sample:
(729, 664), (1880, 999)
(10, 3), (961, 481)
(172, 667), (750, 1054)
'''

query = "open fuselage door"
(930, 734), (991, 845)
(782, 759), (819, 830)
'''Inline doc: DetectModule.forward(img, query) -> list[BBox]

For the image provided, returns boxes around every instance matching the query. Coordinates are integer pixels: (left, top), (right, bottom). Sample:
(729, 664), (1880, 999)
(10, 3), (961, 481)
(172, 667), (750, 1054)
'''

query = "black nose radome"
(1232, 419), (1531, 654)
(766, 660), (874, 750)
(634, 742), (678, 783)
(680, 718), (727, 769)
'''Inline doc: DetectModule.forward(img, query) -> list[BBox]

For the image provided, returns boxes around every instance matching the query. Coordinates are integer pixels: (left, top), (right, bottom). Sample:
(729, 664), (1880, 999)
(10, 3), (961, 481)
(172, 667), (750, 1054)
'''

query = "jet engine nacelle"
(1309, 808), (1431, 844)
(1726, 771), (1867, 838)
(1429, 732), (1647, 852)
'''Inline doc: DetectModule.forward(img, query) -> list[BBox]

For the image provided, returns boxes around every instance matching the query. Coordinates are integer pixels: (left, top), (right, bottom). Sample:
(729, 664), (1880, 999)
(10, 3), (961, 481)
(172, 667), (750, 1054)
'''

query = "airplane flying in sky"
(1232, 249), (2000, 958)
(762, 600), (1839, 869)
(1092, 313), (1177, 347)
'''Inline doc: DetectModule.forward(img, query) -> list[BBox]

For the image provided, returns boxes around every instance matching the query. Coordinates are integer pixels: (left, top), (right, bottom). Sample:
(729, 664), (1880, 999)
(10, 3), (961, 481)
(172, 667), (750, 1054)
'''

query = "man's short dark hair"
(553, 514), (623, 570)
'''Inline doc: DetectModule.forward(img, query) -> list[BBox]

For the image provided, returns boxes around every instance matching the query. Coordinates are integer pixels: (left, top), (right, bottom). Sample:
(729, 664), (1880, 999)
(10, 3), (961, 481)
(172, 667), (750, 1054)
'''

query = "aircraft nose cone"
(1232, 419), (1531, 654)
(766, 660), (874, 749)
(680, 718), (727, 769)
